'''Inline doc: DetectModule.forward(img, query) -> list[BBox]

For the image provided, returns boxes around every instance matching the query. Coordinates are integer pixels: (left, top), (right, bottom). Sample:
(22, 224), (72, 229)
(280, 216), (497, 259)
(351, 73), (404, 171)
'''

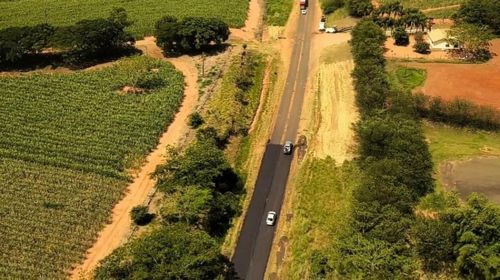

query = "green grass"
(424, 122), (500, 165)
(388, 65), (427, 91)
(424, 6), (460, 19)
(320, 42), (353, 64)
(380, 0), (464, 10)
(204, 51), (265, 139)
(266, 0), (294, 26)
(286, 159), (360, 279)
(0, 56), (184, 279)
(0, 0), (249, 38)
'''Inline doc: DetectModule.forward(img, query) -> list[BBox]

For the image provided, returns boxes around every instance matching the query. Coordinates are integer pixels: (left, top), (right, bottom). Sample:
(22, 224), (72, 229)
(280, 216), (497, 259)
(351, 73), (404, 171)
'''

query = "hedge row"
(334, 19), (434, 278)
(415, 93), (500, 131)
(0, 8), (134, 67)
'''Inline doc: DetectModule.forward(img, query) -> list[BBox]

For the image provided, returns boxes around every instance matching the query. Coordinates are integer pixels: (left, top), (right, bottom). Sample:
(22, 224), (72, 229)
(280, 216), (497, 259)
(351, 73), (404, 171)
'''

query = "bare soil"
(70, 37), (199, 279)
(230, 0), (263, 41)
(384, 35), (452, 60)
(413, 39), (500, 109)
(441, 157), (500, 203)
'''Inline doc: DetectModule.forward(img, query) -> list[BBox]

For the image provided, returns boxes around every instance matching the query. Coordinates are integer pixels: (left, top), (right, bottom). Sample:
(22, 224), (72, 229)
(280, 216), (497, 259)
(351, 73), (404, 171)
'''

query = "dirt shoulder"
(70, 38), (199, 280)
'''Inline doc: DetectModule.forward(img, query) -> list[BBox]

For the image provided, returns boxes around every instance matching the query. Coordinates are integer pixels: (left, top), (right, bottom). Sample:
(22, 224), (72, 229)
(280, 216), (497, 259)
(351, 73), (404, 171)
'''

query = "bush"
(414, 41), (430, 54)
(454, 0), (500, 35)
(130, 206), (154, 225)
(156, 16), (229, 55)
(136, 71), (166, 90)
(414, 93), (500, 130)
(95, 224), (231, 280)
(188, 112), (204, 128)
(346, 0), (373, 17)
(393, 26), (409, 46)
(322, 0), (344, 14)
(0, 24), (54, 65)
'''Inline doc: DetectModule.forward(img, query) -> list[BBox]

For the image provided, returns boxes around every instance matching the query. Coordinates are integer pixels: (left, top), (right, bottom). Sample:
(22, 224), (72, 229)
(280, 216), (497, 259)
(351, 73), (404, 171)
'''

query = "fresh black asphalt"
(232, 1), (315, 279)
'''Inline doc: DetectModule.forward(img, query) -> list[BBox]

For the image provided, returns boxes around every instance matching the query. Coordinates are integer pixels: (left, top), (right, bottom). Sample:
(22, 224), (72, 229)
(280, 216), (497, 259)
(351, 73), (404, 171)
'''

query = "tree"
(399, 8), (429, 32)
(155, 16), (230, 55)
(412, 217), (456, 272)
(0, 24), (54, 65)
(174, 186), (212, 226)
(448, 23), (493, 61)
(444, 194), (500, 279)
(130, 206), (154, 225)
(414, 41), (430, 54)
(95, 224), (231, 280)
(454, 0), (500, 35)
(346, 0), (373, 17)
(155, 140), (230, 191)
(188, 112), (204, 128)
(322, 0), (344, 14)
(393, 26), (409, 46)
(108, 7), (133, 29)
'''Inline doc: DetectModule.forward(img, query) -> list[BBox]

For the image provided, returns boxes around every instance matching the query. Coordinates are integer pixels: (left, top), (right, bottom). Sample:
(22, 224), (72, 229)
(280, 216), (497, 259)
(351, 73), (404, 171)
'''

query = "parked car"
(266, 211), (277, 226)
(283, 140), (293, 155)
(325, 27), (337, 33)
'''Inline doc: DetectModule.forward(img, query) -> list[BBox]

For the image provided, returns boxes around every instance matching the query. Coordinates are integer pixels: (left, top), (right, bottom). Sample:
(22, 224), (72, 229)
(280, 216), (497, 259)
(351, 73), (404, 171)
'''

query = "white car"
(325, 27), (336, 33)
(301, 9), (307, 15)
(283, 140), (293, 155)
(266, 211), (277, 226)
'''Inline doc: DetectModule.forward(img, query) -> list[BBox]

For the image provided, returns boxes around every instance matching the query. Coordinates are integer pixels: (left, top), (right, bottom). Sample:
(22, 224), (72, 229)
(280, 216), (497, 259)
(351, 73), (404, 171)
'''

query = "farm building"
(427, 29), (458, 51)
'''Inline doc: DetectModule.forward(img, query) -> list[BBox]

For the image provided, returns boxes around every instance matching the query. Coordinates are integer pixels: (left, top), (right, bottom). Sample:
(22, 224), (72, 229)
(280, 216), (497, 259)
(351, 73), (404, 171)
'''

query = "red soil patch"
(413, 39), (500, 109)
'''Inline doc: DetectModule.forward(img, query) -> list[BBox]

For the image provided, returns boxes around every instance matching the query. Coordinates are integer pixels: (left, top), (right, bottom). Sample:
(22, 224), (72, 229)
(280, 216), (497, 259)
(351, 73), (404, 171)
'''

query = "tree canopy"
(454, 0), (500, 35)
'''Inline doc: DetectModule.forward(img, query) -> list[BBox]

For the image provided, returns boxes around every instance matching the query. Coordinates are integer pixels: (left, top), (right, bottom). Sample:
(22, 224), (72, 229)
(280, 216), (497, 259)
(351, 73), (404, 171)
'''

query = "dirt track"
(415, 39), (500, 109)
(70, 38), (199, 279)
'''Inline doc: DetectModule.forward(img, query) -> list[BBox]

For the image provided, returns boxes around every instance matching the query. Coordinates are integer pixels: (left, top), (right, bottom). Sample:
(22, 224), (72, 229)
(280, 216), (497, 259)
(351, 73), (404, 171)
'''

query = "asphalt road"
(232, 2), (315, 279)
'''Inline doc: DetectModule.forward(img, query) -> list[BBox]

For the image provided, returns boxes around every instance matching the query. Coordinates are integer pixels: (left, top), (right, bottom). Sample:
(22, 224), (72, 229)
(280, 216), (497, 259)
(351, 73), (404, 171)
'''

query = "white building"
(427, 29), (458, 51)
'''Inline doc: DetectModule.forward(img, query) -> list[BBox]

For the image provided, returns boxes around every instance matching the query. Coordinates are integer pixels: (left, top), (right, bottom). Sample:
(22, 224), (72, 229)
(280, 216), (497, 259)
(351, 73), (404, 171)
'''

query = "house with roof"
(427, 29), (458, 51)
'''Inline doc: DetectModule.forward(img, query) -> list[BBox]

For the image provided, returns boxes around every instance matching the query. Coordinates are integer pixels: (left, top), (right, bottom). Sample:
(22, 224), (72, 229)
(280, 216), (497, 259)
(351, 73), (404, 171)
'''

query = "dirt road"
(70, 38), (199, 279)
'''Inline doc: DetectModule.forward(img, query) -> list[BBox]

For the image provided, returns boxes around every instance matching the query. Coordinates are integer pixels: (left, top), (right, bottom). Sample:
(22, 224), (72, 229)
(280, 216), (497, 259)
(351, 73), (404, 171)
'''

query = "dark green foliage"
(59, 18), (134, 62)
(322, 0), (344, 14)
(414, 41), (430, 54)
(393, 26), (409, 46)
(310, 251), (333, 279)
(454, 0), (500, 35)
(155, 16), (229, 55)
(188, 112), (204, 128)
(94, 224), (231, 280)
(346, 0), (373, 17)
(136, 71), (166, 90)
(0, 24), (54, 65)
(445, 194), (500, 279)
(356, 116), (434, 196)
(336, 233), (418, 279)
(130, 206), (154, 226)
(411, 217), (456, 272)
(155, 141), (230, 190)
(414, 93), (500, 131)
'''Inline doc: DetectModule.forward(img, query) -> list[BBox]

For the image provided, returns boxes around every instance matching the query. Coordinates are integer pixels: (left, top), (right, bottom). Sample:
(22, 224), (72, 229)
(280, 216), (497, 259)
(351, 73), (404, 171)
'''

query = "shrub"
(414, 41), (430, 54)
(156, 16), (229, 55)
(136, 71), (166, 90)
(346, 0), (373, 17)
(130, 206), (154, 225)
(0, 24), (54, 65)
(322, 0), (344, 14)
(188, 112), (204, 128)
(393, 26), (409, 46)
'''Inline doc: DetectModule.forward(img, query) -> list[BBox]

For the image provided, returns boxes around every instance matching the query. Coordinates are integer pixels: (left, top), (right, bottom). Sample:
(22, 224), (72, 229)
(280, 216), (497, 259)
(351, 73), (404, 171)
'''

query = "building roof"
(428, 29), (449, 43)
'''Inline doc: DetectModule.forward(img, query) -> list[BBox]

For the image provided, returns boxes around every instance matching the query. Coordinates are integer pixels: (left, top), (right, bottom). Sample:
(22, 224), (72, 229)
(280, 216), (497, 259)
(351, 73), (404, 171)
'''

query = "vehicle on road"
(266, 211), (277, 226)
(301, 9), (307, 15)
(283, 141), (293, 155)
(325, 27), (337, 33)
(300, 0), (308, 10)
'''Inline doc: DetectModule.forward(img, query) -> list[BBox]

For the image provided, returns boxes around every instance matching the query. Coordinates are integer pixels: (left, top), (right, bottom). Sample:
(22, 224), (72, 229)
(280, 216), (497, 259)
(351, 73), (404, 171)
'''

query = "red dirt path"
(414, 39), (500, 109)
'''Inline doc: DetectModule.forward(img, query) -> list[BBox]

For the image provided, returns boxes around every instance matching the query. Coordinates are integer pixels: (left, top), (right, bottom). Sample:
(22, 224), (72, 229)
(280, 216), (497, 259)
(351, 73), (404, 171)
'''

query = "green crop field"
(380, 0), (464, 10)
(0, 57), (184, 279)
(0, 0), (249, 38)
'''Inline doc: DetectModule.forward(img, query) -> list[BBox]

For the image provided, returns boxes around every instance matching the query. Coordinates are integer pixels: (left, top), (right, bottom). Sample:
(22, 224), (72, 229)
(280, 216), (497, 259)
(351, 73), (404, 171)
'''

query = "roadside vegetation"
(380, 0), (464, 10)
(267, 0), (294, 26)
(423, 6), (460, 19)
(0, 0), (249, 38)
(95, 49), (266, 279)
(0, 57), (184, 279)
(305, 15), (500, 279)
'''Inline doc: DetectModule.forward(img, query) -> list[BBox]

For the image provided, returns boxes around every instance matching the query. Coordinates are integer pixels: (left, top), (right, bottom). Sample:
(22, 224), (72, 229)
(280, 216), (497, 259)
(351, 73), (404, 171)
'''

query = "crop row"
(0, 56), (184, 279)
